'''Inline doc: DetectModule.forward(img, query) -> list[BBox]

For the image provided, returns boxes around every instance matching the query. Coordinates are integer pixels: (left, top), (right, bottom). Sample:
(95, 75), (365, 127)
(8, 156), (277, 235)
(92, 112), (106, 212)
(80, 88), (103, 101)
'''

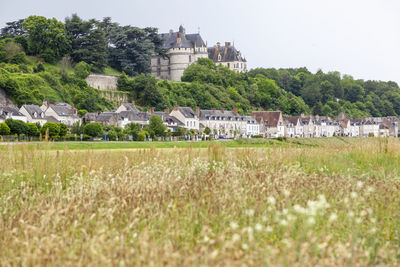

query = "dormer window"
(218, 54), (222, 62)
(33, 112), (37, 118)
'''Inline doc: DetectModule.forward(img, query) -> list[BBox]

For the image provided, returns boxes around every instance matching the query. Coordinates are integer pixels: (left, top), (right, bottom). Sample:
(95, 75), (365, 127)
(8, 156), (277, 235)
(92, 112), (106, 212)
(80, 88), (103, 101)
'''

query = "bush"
(0, 122), (11, 136)
(41, 122), (60, 139)
(138, 130), (146, 141)
(74, 61), (91, 79)
(83, 123), (104, 137)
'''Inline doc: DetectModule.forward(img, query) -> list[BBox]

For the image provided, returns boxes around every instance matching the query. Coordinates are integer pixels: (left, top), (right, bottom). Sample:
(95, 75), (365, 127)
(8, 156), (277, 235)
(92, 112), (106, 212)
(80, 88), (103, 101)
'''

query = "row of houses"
(1, 101), (398, 138)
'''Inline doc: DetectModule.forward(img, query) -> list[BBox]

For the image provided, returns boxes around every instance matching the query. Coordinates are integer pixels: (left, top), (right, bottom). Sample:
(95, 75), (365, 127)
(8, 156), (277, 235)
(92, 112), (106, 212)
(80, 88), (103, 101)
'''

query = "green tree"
(26, 123), (39, 137)
(74, 61), (91, 79)
(83, 122), (104, 137)
(204, 126), (211, 135)
(0, 122), (11, 136)
(124, 123), (141, 141)
(65, 14), (108, 71)
(5, 118), (28, 138)
(59, 123), (68, 137)
(23, 16), (70, 63)
(148, 115), (166, 138)
(41, 122), (60, 138)
(77, 109), (88, 118)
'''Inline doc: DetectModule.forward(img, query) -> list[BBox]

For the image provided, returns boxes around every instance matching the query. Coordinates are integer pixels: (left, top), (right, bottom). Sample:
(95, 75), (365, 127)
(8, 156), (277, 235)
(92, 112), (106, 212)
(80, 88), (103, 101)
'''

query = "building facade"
(208, 42), (247, 73)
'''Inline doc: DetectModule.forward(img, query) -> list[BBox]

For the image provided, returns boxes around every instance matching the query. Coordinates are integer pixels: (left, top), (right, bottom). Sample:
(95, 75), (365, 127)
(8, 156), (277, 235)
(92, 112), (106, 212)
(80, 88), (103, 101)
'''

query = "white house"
(40, 102), (80, 126)
(169, 106), (199, 131)
(0, 105), (27, 122)
(198, 108), (247, 138)
(19, 104), (48, 126)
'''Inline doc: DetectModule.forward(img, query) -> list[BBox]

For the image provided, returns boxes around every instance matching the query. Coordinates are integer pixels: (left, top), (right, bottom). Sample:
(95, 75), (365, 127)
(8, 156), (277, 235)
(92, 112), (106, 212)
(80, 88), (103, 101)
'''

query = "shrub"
(40, 122), (60, 139)
(83, 123), (104, 138)
(0, 122), (11, 136)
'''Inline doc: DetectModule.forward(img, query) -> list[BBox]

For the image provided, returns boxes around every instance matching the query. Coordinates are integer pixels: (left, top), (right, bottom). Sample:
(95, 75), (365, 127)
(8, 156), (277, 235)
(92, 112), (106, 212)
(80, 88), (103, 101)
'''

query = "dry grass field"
(1, 138), (400, 266)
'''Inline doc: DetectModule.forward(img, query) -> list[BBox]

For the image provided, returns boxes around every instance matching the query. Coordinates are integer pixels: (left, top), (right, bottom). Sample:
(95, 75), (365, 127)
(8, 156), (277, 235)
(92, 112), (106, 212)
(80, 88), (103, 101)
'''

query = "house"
(153, 110), (184, 132)
(40, 102), (80, 126)
(0, 105), (27, 122)
(300, 116), (314, 138)
(252, 111), (284, 138)
(19, 104), (48, 126)
(116, 102), (140, 113)
(95, 112), (119, 126)
(198, 108), (247, 138)
(118, 111), (150, 128)
(169, 106), (199, 131)
(208, 42), (247, 73)
(360, 120), (379, 137)
(245, 116), (260, 137)
(151, 26), (208, 81)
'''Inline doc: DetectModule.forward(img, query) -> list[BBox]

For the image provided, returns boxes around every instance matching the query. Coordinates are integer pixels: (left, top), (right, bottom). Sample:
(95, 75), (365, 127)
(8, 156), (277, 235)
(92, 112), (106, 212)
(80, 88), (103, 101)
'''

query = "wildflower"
(360, 210), (367, 217)
(367, 186), (375, 193)
(265, 226), (273, 232)
(246, 226), (253, 233)
(369, 227), (377, 234)
(348, 211), (355, 217)
(262, 216), (268, 222)
(355, 217), (362, 224)
(242, 243), (249, 250)
(343, 197), (349, 204)
(230, 222), (239, 230)
(283, 189), (291, 197)
(279, 219), (288, 226)
(255, 223), (262, 231)
(329, 213), (338, 222)
(232, 233), (241, 242)
(307, 217), (316, 226)
(267, 196), (276, 205)
(350, 192), (358, 199)
(245, 209), (255, 217)
(370, 217), (377, 224)
(356, 181), (364, 189)
(282, 209), (288, 215)
(203, 236), (210, 242)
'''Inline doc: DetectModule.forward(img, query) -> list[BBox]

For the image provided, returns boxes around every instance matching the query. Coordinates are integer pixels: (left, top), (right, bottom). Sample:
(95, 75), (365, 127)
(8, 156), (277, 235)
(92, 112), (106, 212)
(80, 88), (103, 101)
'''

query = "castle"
(151, 26), (247, 82)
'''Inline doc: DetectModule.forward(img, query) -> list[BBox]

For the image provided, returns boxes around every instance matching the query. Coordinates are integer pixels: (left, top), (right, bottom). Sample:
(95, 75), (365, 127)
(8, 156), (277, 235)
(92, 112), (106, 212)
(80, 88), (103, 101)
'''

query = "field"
(1, 138), (400, 266)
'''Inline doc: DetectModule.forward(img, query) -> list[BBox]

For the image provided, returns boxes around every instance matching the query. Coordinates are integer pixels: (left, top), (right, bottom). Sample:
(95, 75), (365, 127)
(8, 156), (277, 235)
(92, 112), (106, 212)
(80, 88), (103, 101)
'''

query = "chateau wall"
(85, 74), (118, 91)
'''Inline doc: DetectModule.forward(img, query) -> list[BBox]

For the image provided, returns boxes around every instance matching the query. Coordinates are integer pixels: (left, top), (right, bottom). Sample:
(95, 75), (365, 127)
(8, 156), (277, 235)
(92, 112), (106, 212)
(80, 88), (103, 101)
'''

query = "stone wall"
(86, 74), (118, 91)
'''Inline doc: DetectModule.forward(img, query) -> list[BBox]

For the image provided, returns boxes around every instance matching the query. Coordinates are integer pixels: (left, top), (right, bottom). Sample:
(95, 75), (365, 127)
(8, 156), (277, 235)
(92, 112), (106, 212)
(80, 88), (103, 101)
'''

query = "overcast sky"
(1, 0), (399, 84)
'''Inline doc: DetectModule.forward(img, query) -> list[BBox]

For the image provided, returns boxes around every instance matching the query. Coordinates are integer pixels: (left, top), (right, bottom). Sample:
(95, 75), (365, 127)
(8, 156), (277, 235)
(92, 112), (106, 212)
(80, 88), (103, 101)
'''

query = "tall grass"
(1, 139), (400, 265)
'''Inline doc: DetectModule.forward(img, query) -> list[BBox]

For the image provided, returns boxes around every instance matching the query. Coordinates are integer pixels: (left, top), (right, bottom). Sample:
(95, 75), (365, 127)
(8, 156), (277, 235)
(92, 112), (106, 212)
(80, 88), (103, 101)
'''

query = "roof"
(45, 116), (60, 124)
(159, 26), (206, 49)
(96, 112), (118, 122)
(153, 111), (184, 126)
(49, 103), (78, 117)
(284, 115), (301, 126)
(1, 106), (25, 117)
(252, 111), (282, 127)
(199, 109), (247, 121)
(22, 104), (44, 118)
(121, 103), (140, 113)
(119, 111), (150, 122)
(175, 107), (196, 118)
(84, 112), (98, 122)
(208, 44), (246, 63)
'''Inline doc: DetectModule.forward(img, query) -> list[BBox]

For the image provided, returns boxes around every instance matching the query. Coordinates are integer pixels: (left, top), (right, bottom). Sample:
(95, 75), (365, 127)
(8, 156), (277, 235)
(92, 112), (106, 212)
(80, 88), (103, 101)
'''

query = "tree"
(5, 119), (28, 138)
(65, 14), (108, 71)
(40, 122), (60, 138)
(74, 61), (91, 79)
(148, 115), (166, 138)
(124, 123), (141, 141)
(204, 127), (211, 135)
(23, 16), (70, 63)
(59, 123), (68, 137)
(83, 122), (104, 137)
(26, 123), (39, 137)
(0, 122), (11, 136)
(77, 109), (88, 118)
(71, 121), (83, 135)
(108, 25), (165, 75)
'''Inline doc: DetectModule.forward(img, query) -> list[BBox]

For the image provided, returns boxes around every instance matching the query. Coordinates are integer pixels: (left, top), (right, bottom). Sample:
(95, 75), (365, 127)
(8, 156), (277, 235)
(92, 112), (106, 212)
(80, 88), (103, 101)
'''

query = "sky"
(1, 0), (399, 84)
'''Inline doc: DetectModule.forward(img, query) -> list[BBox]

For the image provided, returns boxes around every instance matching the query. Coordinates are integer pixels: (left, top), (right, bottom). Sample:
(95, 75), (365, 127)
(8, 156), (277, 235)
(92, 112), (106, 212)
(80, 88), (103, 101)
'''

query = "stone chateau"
(151, 26), (247, 81)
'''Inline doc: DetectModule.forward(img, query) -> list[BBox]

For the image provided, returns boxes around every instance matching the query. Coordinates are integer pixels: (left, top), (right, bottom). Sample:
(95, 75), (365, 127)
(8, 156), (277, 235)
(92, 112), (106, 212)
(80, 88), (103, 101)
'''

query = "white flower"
(267, 196), (276, 205)
(367, 186), (375, 193)
(355, 217), (362, 224)
(307, 217), (315, 225)
(369, 227), (377, 234)
(348, 211), (355, 217)
(283, 189), (291, 197)
(255, 223), (262, 231)
(232, 233), (241, 242)
(370, 217), (377, 224)
(279, 219), (288, 226)
(350, 192), (358, 199)
(245, 209), (255, 217)
(282, 209), (288, 215)
(246, 226), (253, 233)
(265, 226), (273, 232)
(356, 181), (364, 189)
(242, 243), (249, 250)
(328, 213), (338, 222)
(262, 216), (268, 222)
(203, 236), (210, 242)
(230, 222), (239, 230)
(360, 210), (367, 217)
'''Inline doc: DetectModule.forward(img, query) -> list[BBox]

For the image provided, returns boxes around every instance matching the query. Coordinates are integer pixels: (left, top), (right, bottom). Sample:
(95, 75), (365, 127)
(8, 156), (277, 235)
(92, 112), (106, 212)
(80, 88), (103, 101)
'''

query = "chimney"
(221, 108), (224, 113)
(173, 106), (178, 111)
(72, 104), (75, 114)
(216, 42), (221, 48)
(177, 32), (181, 44)
(164, 108), (170, 114)
(169, 29), (173, 36)
(5, 101), (9, 107)
(132, 100), (135, 105)
(196, 106), (200, 117)
(233, 108), (238, 116)
(225, 42), (231, 47)
(149, 107), (154, 114)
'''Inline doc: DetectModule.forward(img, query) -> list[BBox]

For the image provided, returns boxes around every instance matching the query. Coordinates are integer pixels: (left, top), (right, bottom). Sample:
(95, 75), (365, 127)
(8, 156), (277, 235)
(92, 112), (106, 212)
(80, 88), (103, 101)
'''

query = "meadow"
(1, 138), (400, 266)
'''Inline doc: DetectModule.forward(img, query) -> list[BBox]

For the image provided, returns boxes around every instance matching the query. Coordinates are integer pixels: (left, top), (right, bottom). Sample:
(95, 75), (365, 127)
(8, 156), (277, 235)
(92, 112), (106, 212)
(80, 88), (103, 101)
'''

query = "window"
(157, 68), (161, 76)
(189, 55), (192, 62)
(227, 63), (230, 68)
(157, 58), (161, 65)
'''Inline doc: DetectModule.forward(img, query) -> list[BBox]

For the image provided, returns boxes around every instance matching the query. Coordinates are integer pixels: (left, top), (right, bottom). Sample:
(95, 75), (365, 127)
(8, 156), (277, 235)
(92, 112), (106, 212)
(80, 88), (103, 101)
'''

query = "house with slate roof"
(252, 111), (284, 137)
(151, 25), (208, 81)
(19, 104), (48, 126)
(116, 102), (140, 113)
(0, 105), (27, 122)
(40, 102), (80, 126)
(198, 108), (247, 138)
(208, 42), (247, 73)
